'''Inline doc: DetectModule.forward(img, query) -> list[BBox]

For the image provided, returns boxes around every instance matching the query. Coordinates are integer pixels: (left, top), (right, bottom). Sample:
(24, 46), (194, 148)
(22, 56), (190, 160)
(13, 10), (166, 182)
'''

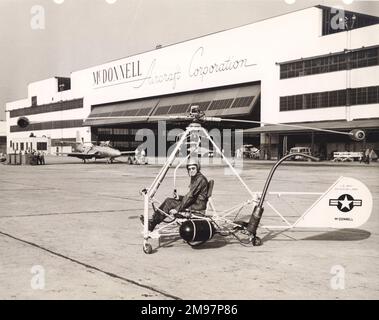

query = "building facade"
(6, 6), (379, 159)
(0, 120), (6, 154)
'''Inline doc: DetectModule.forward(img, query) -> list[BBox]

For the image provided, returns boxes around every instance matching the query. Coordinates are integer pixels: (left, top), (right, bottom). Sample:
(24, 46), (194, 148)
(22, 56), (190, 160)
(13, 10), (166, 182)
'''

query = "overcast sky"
(1, 0), (378, 120)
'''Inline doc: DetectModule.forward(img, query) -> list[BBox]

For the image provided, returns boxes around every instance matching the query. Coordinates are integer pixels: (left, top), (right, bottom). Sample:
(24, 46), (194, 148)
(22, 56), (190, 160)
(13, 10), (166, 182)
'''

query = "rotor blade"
(84, 115), (191, 121)
(219, 118), (355, 137)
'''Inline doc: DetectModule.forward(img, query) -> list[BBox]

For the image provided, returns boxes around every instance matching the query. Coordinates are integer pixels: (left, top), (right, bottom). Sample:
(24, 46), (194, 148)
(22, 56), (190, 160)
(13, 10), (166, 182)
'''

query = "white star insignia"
(339, 195), (352, 210)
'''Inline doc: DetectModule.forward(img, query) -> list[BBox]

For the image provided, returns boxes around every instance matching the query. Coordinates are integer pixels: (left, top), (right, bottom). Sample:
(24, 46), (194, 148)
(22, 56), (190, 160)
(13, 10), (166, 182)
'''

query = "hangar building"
(5, 5), (379, 159)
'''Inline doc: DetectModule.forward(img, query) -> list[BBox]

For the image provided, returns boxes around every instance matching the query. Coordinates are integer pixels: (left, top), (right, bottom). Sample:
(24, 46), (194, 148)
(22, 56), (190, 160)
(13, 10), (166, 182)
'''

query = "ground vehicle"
(332, 151), (363, 162)
(240, 145), (260, 159)
(289, 147), (312, 161)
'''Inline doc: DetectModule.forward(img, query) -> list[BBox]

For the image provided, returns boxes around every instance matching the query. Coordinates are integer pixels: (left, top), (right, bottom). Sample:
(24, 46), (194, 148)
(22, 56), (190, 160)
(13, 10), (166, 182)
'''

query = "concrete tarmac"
(0, 157), (378, 299)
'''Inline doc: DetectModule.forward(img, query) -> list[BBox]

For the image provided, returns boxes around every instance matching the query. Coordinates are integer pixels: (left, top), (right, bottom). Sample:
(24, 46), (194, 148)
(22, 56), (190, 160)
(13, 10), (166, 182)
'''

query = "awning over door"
(84, 98), (159, 126)
(84, 82), (260, 126)
(150, 84), (260, 120)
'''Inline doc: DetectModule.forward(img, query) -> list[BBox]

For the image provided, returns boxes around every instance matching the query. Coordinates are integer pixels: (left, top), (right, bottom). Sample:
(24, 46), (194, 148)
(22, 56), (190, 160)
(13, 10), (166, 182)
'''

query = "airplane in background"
(15, 116), (146, 164)
(65, 140), (134, 163)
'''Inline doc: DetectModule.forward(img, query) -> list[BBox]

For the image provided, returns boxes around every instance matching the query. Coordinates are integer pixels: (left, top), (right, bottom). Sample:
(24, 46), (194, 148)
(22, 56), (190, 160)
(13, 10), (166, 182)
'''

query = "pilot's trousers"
(153, 197), (183, 223)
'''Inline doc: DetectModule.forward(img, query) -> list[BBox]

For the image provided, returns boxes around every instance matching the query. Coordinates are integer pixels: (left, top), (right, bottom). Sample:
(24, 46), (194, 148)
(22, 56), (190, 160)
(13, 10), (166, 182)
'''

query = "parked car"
(0, 153), (6, 162)
(239, 145), (260, 159)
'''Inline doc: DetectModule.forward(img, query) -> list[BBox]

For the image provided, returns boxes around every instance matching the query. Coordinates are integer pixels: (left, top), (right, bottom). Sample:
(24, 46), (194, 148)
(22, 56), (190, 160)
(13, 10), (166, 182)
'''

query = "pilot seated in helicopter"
(141, 158), (209, 231)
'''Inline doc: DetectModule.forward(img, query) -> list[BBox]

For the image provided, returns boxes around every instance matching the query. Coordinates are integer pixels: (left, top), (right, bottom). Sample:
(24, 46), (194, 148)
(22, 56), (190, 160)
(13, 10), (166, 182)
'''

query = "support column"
(283, 135), (288, 156)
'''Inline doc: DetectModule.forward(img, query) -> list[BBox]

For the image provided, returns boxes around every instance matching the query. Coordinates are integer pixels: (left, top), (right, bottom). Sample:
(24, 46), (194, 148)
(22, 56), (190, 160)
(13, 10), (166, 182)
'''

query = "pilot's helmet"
(186, 157), (200, 172)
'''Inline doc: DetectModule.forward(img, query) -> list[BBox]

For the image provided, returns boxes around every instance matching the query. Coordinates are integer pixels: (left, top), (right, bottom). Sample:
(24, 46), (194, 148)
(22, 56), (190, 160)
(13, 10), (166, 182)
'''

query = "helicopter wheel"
(251, 236), (262, 246)
(143, 243), (153, 254)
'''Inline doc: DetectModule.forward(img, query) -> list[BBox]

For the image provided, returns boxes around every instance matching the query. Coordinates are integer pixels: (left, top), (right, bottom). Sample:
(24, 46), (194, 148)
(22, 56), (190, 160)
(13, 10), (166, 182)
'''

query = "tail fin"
(294, 177), (372, 229)
(73, 131), (85, 152)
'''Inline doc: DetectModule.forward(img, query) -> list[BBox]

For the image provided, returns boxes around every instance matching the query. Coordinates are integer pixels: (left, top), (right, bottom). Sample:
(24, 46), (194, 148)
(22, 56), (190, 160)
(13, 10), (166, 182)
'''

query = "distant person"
(40, 152), (45, 165)
(365, 148), (371, 164)
(360, 149), (365, 163)
(37, 151), (42, 165)
(140, 149), (146, 164)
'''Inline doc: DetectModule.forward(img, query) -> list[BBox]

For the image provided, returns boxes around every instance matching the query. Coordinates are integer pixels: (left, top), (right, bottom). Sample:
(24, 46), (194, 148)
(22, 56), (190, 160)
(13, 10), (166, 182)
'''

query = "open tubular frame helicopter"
(135, 106), (372, 254)
(17, 106), (373, 254)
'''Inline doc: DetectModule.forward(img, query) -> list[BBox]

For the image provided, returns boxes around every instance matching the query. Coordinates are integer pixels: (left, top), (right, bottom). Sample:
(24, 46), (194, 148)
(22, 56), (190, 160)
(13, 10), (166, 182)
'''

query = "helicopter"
(78, 105), (372, 254)
(17, 107), (372, 254)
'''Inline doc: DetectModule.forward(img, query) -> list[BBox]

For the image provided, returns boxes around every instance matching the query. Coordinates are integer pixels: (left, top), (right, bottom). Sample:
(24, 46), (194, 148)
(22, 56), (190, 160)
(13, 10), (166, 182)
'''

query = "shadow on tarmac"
(261, 228), (371, 242)
(303, 228), (371, 241)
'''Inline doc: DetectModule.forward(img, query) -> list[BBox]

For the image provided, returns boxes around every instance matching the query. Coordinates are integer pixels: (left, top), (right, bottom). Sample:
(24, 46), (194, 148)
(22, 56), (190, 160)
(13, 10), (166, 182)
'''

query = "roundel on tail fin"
(294, 177), (373, 229)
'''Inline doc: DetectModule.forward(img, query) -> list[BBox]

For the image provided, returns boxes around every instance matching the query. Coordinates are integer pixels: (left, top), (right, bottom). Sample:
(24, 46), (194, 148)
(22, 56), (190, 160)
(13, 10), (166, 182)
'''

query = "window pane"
(357, 87), (368, 105)
(320, 92), (329, 107)
(338, 90), (347, 106)
(349, 88), (357, 105)
(303, 94), (311, 109)
(368, 86), (378, 103)
(295, 95), (302, 110)
(329, 91), (338, 107)
(287, 96), (295, 110)
(280, 97), (287, 111)
(311, 93), (320, 108)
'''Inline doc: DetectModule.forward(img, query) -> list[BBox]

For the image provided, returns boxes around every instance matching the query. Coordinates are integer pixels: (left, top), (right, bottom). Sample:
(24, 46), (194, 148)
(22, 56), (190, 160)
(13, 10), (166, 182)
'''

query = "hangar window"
(37, 142), (47, 151)
(169, 104), (190, 114)
(303, 94), (311, 109)
(194, 101), (211, 111)
(368, 86), (378, 104)
(279, 97), (287, 111)
(10, 98), (83, 118)
(329, 91), (338, 107)
(295, 95), (303, 109)
(287, 96), (295, 110)
(208, 99), (233, 111)
(98, 128), (112, 135)
(110, 110), (125, 116)
(136, 107), (151, 116)
(154, 106), (171, 115)
(123, 109), (139, 116)
(320, 92), (329, 107)
(10, 119), (83, 133)
(357, 87), (368, 105)
(279, 46), (379, 79)
(337, 90), (346, 106)
(311, 93), (321, 109)
(280, 85), (378, 112)
(57, 77), (71, 91)
(31, 96), (37, 107)
(231, 96), (254, 108)
(349, 88), (357, 106)
(338, 54), (347, 70)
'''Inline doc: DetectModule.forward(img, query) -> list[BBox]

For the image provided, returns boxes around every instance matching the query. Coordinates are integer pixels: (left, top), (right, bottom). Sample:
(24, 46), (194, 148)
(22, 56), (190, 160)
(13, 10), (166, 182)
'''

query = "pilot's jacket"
(155, 172), (209, 221)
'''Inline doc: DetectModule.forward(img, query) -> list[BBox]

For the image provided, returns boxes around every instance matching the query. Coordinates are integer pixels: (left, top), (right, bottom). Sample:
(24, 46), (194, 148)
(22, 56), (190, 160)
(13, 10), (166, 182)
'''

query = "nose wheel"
(143, 242), (153, 254)
(251, 236), (262, 246)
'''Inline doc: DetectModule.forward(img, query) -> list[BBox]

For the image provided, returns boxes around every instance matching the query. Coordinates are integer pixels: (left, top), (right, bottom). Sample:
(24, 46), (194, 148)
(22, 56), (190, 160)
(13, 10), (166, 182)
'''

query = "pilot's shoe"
(139, 215), (158, 232)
